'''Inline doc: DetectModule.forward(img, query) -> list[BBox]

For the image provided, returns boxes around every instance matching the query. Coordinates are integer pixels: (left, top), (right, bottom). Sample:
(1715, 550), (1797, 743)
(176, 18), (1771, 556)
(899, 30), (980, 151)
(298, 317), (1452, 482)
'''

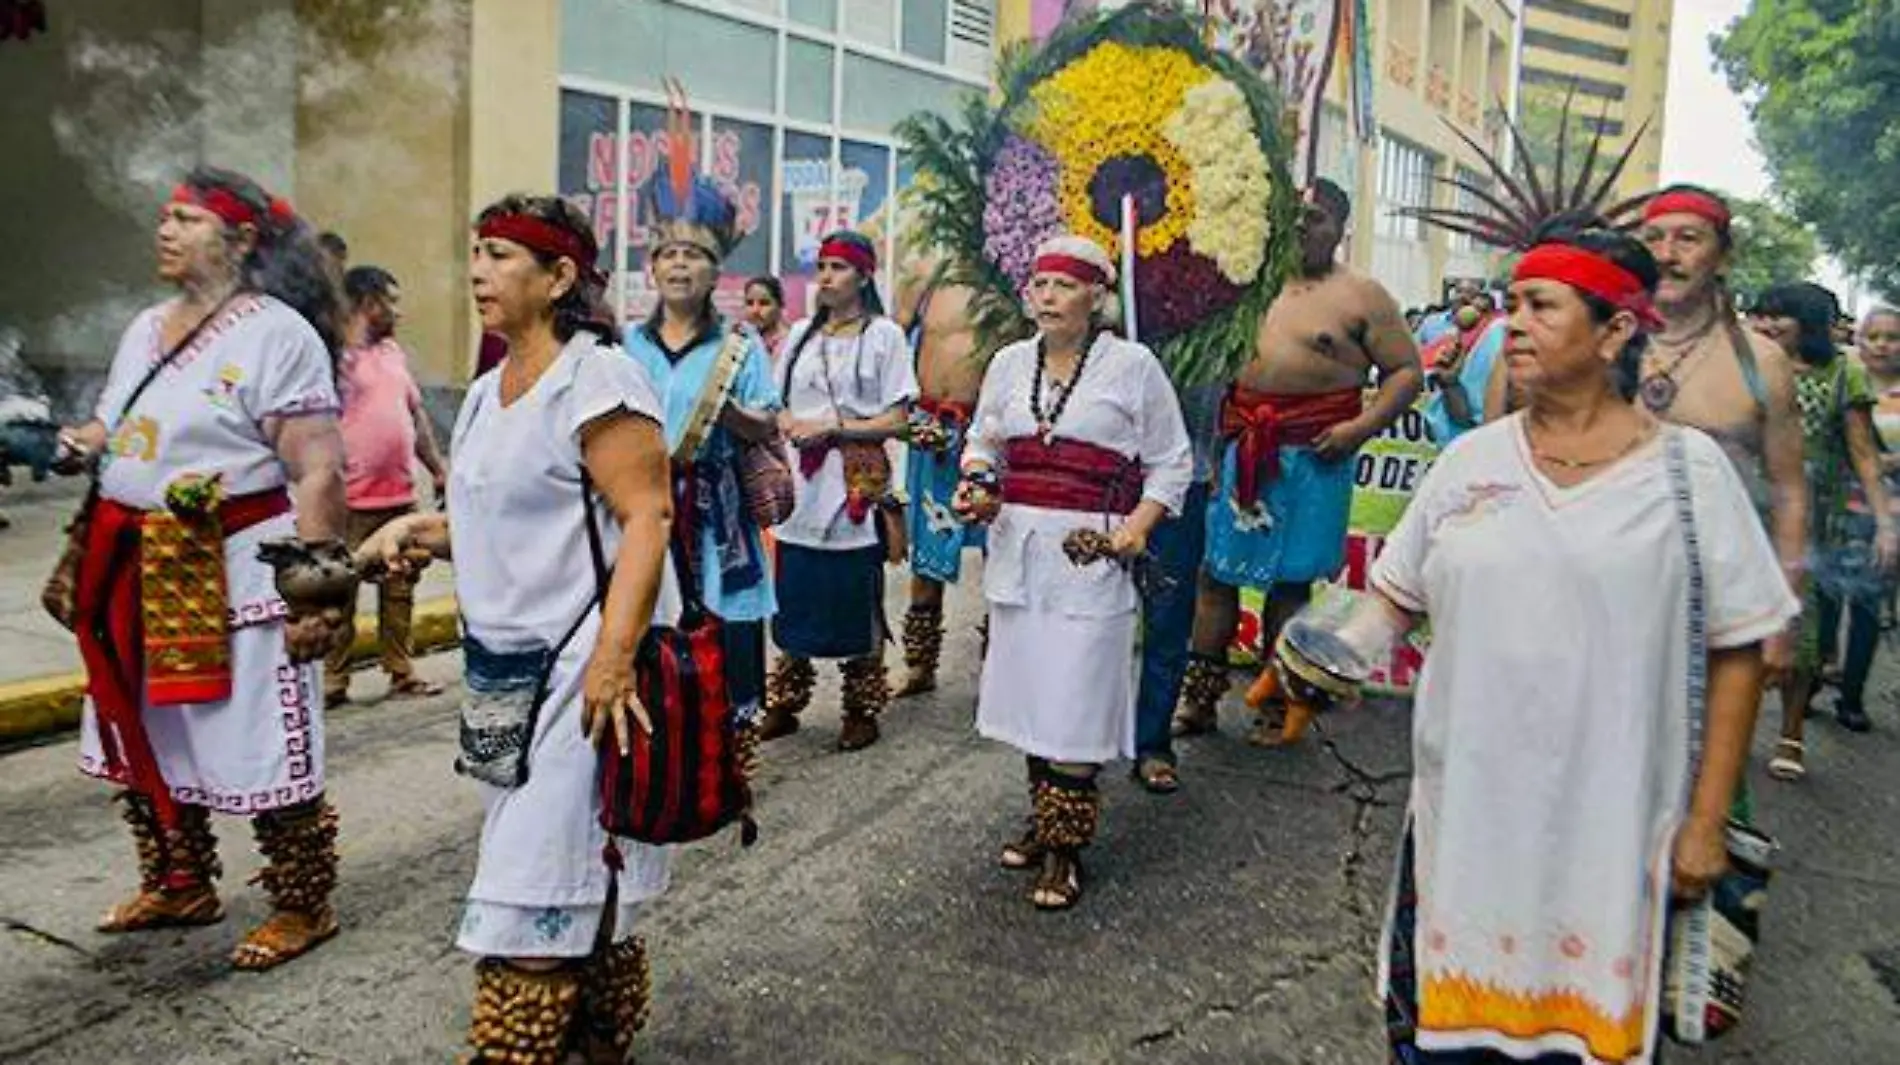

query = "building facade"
(1517, 0), (1671, 199)
(556, 0), (999, 323)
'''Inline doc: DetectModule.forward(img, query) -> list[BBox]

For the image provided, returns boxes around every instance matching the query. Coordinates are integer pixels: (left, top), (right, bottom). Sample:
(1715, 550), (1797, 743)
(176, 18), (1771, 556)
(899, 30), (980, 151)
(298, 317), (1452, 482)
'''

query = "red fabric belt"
(1218, 386), (1363, 508)
(1000, 436), (1142, 515)
(916, 395), (973, 426)
(75, 487), (291, 830)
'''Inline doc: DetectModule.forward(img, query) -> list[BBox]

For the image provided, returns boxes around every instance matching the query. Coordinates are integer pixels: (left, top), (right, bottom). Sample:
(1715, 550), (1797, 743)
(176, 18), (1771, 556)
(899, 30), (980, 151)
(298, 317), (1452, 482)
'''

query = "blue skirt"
(1204, 442), (1355, 589)
(772, 543), (886, 660)
(906, 441), (984, 584)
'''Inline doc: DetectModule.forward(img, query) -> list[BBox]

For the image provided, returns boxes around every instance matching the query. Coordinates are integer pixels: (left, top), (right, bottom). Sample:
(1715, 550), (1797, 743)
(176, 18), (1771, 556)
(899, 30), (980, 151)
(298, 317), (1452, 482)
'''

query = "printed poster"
(1230, 395), (1438, 695)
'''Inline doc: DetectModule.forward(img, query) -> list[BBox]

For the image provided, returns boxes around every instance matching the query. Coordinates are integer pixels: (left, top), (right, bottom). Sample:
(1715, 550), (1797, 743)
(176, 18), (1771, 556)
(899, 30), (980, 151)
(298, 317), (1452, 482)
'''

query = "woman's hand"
(1108, 523), (1149, 560)
(786, 417), (838, 449)
(1760, 630), (1793, 688)
(1670, 815), (1730, 901)
(1876, 519), (1899, 574)
(355, 514), (432, 580)
(951, 478), (1000, 525)
(52, 424), (106, 476)
(581, 646), (652, 756)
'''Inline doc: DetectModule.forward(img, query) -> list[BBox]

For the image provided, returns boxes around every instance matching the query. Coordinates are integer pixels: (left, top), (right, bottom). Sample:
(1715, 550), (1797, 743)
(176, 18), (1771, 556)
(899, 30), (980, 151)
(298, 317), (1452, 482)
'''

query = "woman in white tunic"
(955, 236), (1191, 910)
(1278, 225), (1797, 1063)
(363, 195), (673, 1064)
(761, 230), (918, 751)
(56, 166), (352, 971)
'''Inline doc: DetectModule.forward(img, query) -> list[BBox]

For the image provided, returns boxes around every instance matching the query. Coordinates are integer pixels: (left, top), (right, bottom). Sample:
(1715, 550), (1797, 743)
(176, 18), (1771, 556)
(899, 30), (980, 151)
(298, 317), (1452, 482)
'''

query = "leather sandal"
(999, 826), (1043, 870)
(1767, 738), (1806, 782)
(1133, 756), (1180, 794)
(387, 676), (444, 700)
(97, 885), (224, 933)
(231, 906), (339, 971)
(1030, 850), (1083, 911)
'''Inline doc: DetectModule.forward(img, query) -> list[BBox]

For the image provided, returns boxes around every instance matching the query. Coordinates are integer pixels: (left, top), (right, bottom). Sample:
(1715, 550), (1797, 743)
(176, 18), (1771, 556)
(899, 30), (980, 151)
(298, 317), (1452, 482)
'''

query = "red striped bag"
(585, 466), (758, 848)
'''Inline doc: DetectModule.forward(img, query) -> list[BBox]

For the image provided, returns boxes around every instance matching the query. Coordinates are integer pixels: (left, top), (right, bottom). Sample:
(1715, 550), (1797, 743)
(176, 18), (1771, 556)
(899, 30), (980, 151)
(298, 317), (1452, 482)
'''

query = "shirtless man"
(1172, 179), (1423, 745)
(892, 253), (987, 696)
(1636, 185), (1807, 683)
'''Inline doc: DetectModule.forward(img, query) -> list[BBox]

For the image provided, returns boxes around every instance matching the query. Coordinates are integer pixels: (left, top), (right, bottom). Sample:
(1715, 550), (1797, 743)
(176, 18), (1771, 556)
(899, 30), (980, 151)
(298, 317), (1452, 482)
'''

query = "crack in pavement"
(186, 993), (356, 1064)
(2, 916), (99, 962)
(1126, 944), (1356, 1048)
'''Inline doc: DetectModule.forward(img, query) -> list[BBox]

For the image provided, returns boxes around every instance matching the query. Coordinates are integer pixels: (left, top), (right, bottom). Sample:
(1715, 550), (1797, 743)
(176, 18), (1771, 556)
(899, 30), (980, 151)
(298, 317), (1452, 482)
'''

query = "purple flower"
(982, 135), (1062, 290)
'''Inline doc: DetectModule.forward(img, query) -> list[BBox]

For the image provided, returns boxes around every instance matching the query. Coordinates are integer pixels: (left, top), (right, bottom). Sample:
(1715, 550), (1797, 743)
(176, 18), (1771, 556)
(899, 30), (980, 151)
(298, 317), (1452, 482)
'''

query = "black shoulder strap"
(577, 468), (701, 647)
(112, 294), (238, 428)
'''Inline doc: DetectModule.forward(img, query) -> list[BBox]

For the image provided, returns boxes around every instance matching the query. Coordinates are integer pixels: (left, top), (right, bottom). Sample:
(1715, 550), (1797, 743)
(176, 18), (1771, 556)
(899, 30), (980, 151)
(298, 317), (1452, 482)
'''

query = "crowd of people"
(36, 128), (1897, 1062)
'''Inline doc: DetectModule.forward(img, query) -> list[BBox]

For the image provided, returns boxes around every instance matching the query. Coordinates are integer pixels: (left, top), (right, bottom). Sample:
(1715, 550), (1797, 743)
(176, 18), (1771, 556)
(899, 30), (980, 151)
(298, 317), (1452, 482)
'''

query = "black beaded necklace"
(1030, 333), (1095, 444)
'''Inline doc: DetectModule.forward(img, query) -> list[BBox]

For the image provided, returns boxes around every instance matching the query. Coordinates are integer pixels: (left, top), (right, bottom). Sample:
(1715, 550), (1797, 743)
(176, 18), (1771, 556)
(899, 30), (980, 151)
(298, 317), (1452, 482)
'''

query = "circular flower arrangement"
(900, 7), (1298, 383)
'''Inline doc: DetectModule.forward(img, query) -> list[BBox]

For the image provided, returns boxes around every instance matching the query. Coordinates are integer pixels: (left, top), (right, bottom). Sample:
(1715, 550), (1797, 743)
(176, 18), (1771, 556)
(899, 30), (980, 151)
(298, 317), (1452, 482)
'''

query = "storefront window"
(709, 116), (775, 316)
(557, 88), (620, 278)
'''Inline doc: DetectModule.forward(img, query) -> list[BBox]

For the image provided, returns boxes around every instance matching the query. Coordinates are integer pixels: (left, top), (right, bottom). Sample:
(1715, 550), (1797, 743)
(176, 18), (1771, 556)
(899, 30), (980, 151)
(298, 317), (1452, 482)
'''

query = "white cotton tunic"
(966, 333), (1192, 763)
(78, 295), (339, 815)
(773, 316), (918, 551)
(1369, 418), (1799, 1064)
(447, 332), (675, 957)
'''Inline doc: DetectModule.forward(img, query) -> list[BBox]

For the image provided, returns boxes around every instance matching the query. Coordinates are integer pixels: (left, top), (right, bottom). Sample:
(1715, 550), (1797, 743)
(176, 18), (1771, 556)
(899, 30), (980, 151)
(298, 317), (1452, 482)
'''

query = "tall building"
(1516, 0), (1672, 199)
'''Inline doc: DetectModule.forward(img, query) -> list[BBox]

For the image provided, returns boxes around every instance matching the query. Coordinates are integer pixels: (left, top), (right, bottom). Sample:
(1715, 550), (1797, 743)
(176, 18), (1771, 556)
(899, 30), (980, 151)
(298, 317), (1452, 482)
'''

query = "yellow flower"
(1161, 80), (1274, 284)
(1024, 42), (1216, 257)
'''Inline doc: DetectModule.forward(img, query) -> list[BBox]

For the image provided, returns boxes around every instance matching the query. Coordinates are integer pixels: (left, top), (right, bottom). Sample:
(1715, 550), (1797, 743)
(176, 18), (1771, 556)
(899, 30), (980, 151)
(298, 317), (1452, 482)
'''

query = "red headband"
(818, 237), (877, 276)
(478, 213), (598, 273)
(170, 184), (295, 229)
(1514, 244), (1664, 331)
(1032, 253), (1108, 287)
(1643, 190), (1731, 232)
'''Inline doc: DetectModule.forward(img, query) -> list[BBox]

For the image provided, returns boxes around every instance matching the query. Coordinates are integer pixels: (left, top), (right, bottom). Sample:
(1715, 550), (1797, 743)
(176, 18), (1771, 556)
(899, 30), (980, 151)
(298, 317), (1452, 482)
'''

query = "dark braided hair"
(180, 165), (344, 362)
(473, 193), (615, 343)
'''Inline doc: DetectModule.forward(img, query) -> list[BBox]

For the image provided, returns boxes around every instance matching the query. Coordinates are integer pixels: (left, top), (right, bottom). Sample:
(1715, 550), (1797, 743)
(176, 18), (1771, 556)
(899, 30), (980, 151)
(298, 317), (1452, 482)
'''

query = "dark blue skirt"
(772, 543), (885, 660)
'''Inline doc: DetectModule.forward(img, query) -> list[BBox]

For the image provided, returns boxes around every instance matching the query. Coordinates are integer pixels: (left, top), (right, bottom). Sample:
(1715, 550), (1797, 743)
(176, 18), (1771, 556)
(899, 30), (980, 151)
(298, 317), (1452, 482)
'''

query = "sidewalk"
(0, 478), (459, 742)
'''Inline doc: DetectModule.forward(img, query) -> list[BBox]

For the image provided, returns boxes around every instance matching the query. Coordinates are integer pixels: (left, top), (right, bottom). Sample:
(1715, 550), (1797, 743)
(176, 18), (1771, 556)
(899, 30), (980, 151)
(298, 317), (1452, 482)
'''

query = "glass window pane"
(840, 52), (962, 130)
(841, 0), (897, 49)
(902, 0), (947, 62)
(709, 116), (776, 285)
(557, 89), (621, 277)
(788, 0), (837, 31)
(786, 37), (835, 124)
(780, 130), (836, 314)
(621, 101), (691, 319)
(840, 139), (893, 296)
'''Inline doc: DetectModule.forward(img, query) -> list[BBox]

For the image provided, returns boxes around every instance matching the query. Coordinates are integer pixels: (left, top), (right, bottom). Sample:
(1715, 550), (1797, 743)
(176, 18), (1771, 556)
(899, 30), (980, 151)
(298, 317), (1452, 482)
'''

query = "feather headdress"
(645, 78), (740, 260)
(1399, 86), (1653, 249)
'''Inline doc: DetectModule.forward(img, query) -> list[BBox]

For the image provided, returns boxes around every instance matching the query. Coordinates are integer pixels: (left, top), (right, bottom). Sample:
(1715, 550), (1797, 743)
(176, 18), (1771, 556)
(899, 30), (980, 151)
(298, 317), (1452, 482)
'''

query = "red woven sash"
(1000, 436), (1142, 515)
(75, 487), (290, 828)
(1218, 386), (1363, 508)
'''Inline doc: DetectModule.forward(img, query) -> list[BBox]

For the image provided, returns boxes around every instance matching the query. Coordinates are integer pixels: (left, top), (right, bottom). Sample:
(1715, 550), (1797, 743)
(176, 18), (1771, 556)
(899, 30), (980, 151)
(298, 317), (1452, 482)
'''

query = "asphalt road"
(2, 576), (1898, 1063)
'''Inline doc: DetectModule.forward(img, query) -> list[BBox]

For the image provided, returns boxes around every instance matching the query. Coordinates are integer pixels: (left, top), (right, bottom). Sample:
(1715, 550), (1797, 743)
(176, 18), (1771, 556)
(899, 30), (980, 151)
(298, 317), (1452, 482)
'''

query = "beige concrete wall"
(461, 0), (561, 379)
(0, 0), (203, 383)
(291, 0), (473, 390)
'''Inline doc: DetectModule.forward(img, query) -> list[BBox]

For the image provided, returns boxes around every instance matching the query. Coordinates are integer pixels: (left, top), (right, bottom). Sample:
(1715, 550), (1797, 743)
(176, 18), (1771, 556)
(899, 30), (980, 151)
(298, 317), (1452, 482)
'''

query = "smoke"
(32, 1), (467, 386)
(52, 1), (464, 215)
(51, 26), (206, 218)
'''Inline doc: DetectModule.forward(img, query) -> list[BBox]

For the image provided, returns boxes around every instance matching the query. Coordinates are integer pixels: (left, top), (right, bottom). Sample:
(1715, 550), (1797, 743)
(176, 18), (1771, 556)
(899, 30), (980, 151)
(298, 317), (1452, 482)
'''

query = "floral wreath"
(899, 5), (1299, 385)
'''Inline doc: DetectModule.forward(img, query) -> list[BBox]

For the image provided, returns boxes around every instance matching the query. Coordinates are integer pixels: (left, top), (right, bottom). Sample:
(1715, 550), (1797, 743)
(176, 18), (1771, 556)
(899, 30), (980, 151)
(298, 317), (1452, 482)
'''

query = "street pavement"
(0, 479), (455, 687)
(2, 565), (1900, 1063)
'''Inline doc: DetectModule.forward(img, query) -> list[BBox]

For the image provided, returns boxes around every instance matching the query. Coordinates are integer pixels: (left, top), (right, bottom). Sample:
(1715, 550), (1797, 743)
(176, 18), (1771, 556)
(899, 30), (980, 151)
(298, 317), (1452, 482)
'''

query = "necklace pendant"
(1038, 422), (1054, 445)
(1639, 373), (1678, 414)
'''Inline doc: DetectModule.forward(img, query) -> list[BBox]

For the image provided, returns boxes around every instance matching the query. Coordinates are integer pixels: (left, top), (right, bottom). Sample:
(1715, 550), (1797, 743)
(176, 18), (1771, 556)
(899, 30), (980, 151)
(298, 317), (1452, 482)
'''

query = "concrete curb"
(0, 598), (462, 745)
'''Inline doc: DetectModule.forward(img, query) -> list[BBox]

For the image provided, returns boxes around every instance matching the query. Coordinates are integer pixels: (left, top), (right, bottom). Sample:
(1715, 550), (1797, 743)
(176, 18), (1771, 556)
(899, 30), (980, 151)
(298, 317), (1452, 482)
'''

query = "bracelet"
(960, 467), (1000, 493)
